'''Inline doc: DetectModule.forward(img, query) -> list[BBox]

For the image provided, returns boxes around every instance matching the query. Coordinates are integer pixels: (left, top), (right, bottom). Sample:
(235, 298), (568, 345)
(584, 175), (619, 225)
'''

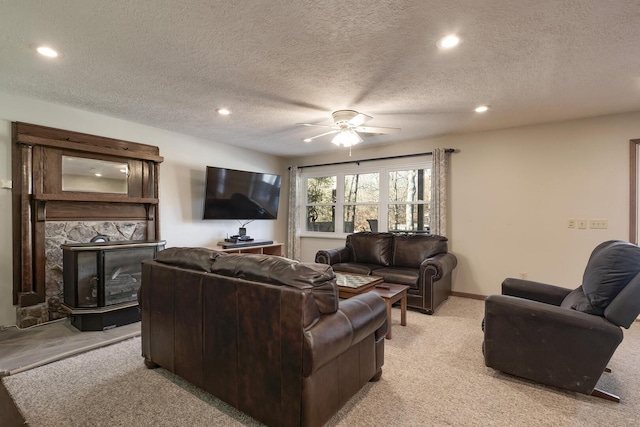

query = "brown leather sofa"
(139, 247), (387, 427)
(315, 232), (457, 314)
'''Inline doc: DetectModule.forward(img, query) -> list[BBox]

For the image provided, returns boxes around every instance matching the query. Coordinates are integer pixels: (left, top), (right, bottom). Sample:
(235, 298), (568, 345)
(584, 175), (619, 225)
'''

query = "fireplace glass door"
(63, 240), (165, 309)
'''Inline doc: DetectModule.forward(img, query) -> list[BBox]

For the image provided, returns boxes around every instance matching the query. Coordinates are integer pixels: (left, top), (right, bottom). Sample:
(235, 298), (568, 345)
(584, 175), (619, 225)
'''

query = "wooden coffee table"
(335, 273), (409, 339)
(371, 283), (409, 339)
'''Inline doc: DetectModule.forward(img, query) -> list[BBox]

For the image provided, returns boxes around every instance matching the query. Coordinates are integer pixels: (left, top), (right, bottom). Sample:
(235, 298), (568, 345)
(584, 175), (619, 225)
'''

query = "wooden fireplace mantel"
(11, 122), (164, 308)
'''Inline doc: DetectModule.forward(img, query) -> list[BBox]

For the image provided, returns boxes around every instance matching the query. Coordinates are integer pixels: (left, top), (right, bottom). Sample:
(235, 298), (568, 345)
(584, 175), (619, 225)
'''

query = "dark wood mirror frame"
(11, 122), (163, 308)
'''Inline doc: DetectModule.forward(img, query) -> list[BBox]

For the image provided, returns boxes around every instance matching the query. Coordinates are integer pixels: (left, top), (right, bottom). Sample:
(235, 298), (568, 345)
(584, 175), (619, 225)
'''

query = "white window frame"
(300, 158), (433, 237)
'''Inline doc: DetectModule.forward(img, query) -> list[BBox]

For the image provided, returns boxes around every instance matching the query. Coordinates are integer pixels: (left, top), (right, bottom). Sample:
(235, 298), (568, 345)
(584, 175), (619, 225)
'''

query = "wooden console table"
(215, 242), (283, 256)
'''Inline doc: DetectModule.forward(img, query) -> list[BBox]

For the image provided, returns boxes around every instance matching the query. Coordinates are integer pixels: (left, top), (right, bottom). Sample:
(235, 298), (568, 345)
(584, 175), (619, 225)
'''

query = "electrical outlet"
(589, 219), (608, 229)
(577, 218), (587, 229)
(519, 272), (528, 279)
(568, 218), (576, 228)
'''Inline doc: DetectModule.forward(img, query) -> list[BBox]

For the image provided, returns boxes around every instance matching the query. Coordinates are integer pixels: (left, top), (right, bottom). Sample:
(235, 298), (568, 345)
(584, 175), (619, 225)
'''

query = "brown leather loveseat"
(139, 247), (387, 427)
(316, 232), (457, 314)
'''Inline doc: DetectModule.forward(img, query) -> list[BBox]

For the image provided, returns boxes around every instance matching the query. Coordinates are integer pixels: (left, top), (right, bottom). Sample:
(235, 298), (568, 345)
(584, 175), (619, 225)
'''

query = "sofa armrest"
(419, 252), (457, 280)
(302, 292), (387, 376)
(484, 294), (623, 392)
(315, 246), (351, 265)
(501, 277), (572, 306)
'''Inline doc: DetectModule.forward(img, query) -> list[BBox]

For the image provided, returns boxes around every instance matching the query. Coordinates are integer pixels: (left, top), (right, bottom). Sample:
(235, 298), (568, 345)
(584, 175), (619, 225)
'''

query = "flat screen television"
(203, 166), (282, 220)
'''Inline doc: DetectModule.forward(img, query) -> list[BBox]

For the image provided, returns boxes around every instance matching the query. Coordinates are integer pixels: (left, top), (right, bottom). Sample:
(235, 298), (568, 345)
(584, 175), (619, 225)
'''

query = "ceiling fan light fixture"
(332, 130), (362, 147)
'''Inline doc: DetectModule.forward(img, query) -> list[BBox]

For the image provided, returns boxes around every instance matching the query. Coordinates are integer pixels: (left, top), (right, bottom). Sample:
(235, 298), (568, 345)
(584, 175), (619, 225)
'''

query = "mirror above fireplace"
(62, 156), (128, 194)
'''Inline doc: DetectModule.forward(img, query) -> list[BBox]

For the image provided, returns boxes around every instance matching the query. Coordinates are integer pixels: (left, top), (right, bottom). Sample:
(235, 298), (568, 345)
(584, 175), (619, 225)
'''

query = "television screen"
(203, 166), (282, 220)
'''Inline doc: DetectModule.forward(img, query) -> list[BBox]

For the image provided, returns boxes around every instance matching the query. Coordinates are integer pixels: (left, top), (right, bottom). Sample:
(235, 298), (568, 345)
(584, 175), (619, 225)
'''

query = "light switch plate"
(0, 179), (12, 189)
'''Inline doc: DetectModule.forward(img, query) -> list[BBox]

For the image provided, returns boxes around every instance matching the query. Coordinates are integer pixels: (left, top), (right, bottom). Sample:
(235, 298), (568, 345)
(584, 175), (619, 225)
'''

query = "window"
(302, 160), (432, 235)
(306, 176), (336, 232)
(388, 169), (431, 232)
(344, 173), (379, 233)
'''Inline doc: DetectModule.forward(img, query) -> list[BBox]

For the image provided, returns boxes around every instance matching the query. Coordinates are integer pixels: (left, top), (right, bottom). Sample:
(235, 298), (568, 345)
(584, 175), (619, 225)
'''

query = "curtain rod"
(290, 148), (455, 170)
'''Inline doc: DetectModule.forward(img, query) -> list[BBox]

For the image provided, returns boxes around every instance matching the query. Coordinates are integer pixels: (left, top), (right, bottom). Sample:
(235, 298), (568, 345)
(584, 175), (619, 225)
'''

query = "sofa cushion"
(391, 234), (448, 268)
(347, 232), (393, 266)
(154, 247), (224, 271)
(582, 240), (640, 309)
(371, 267), (420, 289)
(211, 253), (339, 314)
(332, 262), (380, 276)
(560, 285), (604, 316)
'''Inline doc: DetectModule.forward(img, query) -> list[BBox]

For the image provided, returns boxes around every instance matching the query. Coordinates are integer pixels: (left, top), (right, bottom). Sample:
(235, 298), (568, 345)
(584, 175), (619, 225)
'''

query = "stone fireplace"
(12, 122), (163, 328)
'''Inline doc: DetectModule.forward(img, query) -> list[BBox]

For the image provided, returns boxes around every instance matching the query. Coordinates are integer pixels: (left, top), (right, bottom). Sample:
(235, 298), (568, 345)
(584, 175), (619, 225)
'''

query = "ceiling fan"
(300, 110), (400, 147)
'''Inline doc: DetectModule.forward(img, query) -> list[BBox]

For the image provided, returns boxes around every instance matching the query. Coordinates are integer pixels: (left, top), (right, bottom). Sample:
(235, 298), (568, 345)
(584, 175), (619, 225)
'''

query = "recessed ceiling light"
(216, 108), (231, 116)
(36, 46), (58, 58)
(303, 138), (312, 143)
(475, 105), (490, 113)
(94, 173), (102, 177)
(436, 35), (460, 50)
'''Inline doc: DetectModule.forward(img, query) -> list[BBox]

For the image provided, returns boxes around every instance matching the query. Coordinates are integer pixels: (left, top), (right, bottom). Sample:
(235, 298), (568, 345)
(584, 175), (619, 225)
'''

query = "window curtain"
(430, 148), (449, 237)
(286, 166), (301, 260)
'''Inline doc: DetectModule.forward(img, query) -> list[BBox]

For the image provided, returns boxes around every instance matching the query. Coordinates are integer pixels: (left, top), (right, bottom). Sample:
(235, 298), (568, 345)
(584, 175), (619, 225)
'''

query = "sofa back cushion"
(391, 234), (448, 268)
(211, 253), (339, 315)
(346, 232), (393, 266)
(582, 240), (640, 310)
(154, 246), (224, 271)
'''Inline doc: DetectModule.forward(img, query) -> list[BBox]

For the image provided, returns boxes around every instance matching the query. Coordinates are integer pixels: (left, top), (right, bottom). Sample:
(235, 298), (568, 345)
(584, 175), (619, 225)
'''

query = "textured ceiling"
(1, 1), (639, 157)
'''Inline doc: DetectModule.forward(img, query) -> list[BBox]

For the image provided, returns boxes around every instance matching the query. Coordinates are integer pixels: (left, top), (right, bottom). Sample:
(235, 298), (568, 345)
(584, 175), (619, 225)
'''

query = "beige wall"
(0, 92), (288, 327)
(291, 111), (640, 298)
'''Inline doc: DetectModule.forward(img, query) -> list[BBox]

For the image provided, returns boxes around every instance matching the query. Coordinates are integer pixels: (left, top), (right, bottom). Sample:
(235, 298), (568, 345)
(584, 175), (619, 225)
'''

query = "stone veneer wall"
(16, 221), (147, 327)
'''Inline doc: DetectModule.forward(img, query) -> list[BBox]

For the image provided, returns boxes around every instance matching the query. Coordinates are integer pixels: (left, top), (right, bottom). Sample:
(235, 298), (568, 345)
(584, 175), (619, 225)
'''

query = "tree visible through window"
(306, 176), (336, 232)
(344, 173), (379, 233)
(388, 169), (431, 232)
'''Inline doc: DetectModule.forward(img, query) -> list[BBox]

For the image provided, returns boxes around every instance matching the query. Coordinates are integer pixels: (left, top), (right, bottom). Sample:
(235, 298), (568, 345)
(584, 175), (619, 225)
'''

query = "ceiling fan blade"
(303, 130), (339, 142)
(355, 125), (401, 134)
(348, 113), (373, 127)
(297, 123), (337, 129)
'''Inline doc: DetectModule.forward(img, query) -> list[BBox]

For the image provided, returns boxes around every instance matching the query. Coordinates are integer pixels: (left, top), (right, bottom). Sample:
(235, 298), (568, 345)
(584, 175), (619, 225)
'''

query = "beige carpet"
(3, 297), (640, 426)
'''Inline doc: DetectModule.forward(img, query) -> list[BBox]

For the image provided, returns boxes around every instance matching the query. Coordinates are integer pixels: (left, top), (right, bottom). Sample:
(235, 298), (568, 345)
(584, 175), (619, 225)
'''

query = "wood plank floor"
(0, 320), (140, 376)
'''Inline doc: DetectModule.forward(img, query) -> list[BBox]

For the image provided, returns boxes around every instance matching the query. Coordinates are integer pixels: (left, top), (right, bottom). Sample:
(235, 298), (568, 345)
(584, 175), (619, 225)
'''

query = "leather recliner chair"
(483, 240), (640, 402)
